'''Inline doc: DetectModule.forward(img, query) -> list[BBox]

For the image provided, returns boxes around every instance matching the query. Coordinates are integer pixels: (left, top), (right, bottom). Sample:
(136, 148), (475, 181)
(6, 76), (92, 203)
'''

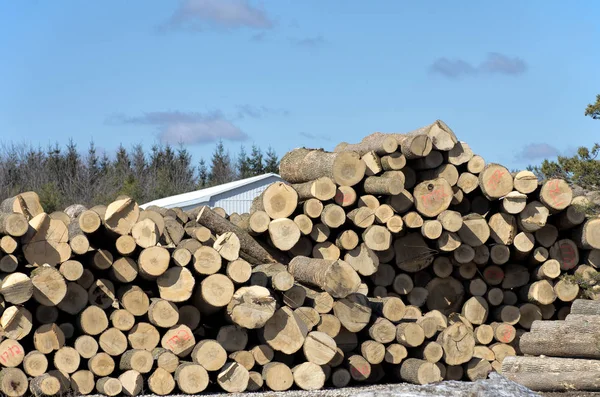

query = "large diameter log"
(520, 323), (600, 358)
(426, 277), (464, 315)
(196, 206), (278, 265)
(175, 363), (209, 394)
(478, 164), (513, 200)
(263, 307), (308, 354)
(437, 322), (475, 365)
(395, 233), (434, 272)
(288, 256), (360, 298)
(502, 356), (600, 391)
(333, 293), (372, 332)
(226, 286), (276, 329)
(571, 299), (600, 315)
(104, 197), (139, 235)
(0, 368), (28, 397)
(0, 192), (43, 219)
(22, 214), (70, 266)
(540, 178), (573, 212)
(157, 267), (194, 302)
(574, 218), (600, 250)
(413, 178), (453, 217)
(279, 148), (366, 186)
(251, 182), (298, 219)
(0, 212), (28, 237)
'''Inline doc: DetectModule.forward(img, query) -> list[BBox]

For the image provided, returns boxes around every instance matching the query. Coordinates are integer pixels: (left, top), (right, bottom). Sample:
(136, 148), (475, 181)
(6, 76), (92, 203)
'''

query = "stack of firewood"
(0, 120), (598, 396)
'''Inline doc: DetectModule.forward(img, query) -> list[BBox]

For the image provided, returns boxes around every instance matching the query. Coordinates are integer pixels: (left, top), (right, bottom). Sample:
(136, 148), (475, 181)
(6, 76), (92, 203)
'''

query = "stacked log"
(502, 299), (600, 391)
(0, 120), (598, 395)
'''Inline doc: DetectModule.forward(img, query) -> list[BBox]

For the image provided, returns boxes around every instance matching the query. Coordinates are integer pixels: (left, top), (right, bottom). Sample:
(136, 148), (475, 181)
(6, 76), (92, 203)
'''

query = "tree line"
(0, 140), (279, 212)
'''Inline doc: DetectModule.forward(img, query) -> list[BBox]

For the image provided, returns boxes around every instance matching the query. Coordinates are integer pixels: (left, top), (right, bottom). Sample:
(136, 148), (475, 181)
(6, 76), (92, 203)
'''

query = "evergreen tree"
(532, 94), (600, 191)
(264, 146), (279, 174)
(209, 140), (235, 185)
(237, 146), (252, 179)
(198, 158), (208, 188)
(249, 144), (264, 176)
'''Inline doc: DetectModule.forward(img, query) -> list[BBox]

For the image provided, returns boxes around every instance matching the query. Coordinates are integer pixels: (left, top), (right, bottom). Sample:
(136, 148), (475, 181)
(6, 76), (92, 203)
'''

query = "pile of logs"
(502, 299), (600, 391)
(0, 120), (598, 396)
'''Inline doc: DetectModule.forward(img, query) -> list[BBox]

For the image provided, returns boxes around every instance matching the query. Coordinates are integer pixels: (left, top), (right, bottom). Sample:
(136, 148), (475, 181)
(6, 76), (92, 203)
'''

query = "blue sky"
(1, 1), (599, 169)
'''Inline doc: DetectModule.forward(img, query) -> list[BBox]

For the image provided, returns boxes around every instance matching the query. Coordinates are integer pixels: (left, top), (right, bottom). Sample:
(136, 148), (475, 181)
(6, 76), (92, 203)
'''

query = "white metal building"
(140, 173), (283, 214)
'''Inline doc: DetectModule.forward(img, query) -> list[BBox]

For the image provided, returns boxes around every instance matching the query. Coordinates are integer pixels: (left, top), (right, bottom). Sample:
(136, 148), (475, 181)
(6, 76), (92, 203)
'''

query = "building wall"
(181, 175), (282, 214)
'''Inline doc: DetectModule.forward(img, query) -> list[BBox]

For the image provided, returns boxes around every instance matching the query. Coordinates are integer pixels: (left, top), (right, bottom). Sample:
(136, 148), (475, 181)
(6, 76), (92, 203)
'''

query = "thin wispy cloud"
(235, 105), (290, 119)
(430, 52), (527, 79)
(292, 35), (326, 48)
(109, 111), (248, 145)
(515, 143), (560, 162)
(299, 132), (330, 141)
(160, 0), (274, 32)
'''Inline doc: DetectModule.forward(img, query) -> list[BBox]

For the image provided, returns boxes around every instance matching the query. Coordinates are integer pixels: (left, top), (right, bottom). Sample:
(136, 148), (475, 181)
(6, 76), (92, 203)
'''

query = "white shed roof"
(140, 173), (281, 210)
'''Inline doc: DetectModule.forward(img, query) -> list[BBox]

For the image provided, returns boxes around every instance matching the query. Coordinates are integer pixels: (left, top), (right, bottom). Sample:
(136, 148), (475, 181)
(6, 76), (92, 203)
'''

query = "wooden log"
(478, 164), (513, 200)
(461, 296), (489, 325)
(488, 213), (517, 245)
(457, 172), (479, 194)
(109, 257), (138, 284)
(148, 299), (179, 328)
(33, 323), (64, 354)
(526, 280), (557, 305)
(279, 148), (366, 186)
(0, 212), (28, 237)
(292, 177), (337, 201)
(216, 325), (247, 353)
(1, 192), (43, 219)
(117, 370), (143, 396)
(571, 299), (600, 315)
(399, 358), (442, 385)
(539, 178), (572, 212)
(197, 205), (278, 264)
(157, 267), (194, 303)
(87, 278), (117, 309)
(30, 373), (61, 397)
(294, 214), (313, 236)
(23, 351), (48, 377)
(336, 134), (398, 156)
(54, 346), (80, 374)
(118, 285), (149, 316)
(303, 331), (337, 365)
(288, 256), (361, 298)
(519, 201), (550, 233)
(413, 178), (453, 217)
(292, 362), (325, 391)
(229, 351), (255, 370)
(127, 322), (159, 351)
(437, 210), (463, 233)
(262, 362), (294, 391)
(518, 303), (542, 330)
(0, 367), (28, 397)
(109, 309), (136, 333)
(195, 274), (234, 314)
(147, 368), (175, 395)
(119, 349), (153, 374)
(251, 182), (298, 220)
(74, 335), (98, 359)
(96, 377), (122, 397)
(88, 352), (115, 377)
(425, 277), (464, 315)
(104, 197), (139, 235)
(344, 243), (379, 276)
(0, 235), (18, 254)
(502, 355), (600, 392)
(574, 218), (600, 250)
(334, 186), (357, 207)
(437, 321), (475, 365)
(458, 214), (490, 247)
(23, 214), (71, 266)
(403, 211), (423, 228)
(263, 307), (308, 354)
(173, 362), (209, 394)
(363, 176), (403, 195)
(333, 293), (372, 332)
(248, 210), (270, 235)
(554, 278), (579, 302)
(192, 246), (222, 275)
(421, 220), (443, 240)
(171, 246), (192, 268)
(502, 191), (527, 214)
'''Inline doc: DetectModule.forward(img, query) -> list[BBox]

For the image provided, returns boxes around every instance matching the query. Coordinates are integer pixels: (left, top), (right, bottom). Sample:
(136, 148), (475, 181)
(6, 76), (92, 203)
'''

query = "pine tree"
(249, 144), (264, 176)
(198, 158), (208, 188)
(209, 140), (235, 185)
(264, 146), (279, 174)
(237, 146), (252, 179)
